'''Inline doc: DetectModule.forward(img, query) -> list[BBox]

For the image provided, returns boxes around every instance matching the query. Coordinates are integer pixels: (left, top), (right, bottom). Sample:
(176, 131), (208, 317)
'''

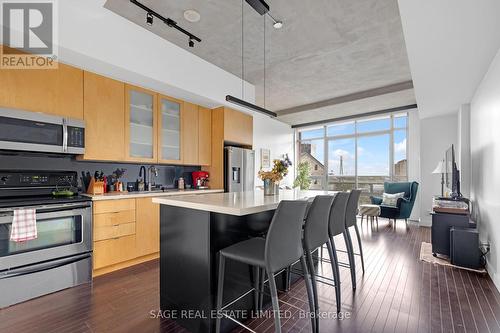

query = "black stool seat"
(220, 238), (266, 267)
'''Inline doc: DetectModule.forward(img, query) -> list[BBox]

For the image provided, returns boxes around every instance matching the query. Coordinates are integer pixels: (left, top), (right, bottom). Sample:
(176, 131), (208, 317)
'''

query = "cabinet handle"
(113, 224), (119, 227)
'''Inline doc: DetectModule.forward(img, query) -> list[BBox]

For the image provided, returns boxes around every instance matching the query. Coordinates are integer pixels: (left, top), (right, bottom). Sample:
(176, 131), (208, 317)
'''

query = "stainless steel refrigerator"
(224, 146), (255, 192)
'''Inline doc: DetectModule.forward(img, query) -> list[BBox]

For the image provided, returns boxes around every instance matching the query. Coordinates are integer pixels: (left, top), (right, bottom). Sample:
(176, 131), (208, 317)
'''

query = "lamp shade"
(432, 160), (446, 174)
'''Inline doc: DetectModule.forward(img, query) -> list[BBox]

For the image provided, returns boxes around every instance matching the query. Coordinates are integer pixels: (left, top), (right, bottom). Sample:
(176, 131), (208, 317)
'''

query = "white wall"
(408, 110), (421, 221)
(419, 114), (458, 226)
(253, 113), (295, 187)
(470, 47), (500, 290)
(457, 104), (471, 198)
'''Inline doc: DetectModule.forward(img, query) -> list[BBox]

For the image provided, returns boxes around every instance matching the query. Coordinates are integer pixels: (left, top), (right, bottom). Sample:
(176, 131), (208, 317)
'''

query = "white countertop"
(152, 189), (337, 216)
(83, 189), (224, 201)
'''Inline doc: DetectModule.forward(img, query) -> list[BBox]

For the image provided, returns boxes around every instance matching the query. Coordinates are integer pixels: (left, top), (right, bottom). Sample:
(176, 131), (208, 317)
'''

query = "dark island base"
(161, 205), (299, 333)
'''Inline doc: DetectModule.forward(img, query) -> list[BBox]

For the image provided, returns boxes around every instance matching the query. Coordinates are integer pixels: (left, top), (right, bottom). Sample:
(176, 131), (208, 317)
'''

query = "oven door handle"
(0, 253), (91, 279)
(0, 202), (91, 218)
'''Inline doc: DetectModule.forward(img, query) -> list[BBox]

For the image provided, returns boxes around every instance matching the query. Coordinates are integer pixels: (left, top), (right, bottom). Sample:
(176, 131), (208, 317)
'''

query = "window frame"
(296, 112), (409, 191)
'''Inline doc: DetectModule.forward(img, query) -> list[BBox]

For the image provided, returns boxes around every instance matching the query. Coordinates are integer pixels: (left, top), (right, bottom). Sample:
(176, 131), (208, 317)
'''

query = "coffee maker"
(192, 171), (209, 189)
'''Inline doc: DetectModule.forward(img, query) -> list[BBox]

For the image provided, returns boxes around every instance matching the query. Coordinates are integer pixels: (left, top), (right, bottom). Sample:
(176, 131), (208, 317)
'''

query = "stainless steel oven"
(0, 170), (92, 308)
(0, 108), (85, 154)
(0, 202), (92, 271)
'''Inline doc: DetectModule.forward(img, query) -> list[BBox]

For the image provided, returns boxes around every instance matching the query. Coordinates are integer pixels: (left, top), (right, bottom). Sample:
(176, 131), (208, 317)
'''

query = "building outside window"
(297, 113), (409, 204)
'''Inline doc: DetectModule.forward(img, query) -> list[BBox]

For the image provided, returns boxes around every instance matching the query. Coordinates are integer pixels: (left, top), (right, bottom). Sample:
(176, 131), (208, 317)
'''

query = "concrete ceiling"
(398, 0), (500, 119)
(105, 0), (414, 125)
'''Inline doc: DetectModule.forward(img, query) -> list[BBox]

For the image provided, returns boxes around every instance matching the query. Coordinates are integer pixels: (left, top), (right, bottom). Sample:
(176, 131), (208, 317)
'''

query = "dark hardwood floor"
(1, 220), (499, 333)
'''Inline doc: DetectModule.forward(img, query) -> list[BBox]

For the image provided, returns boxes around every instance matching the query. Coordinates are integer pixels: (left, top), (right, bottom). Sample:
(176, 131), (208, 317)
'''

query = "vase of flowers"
(258, 154), (292, 196)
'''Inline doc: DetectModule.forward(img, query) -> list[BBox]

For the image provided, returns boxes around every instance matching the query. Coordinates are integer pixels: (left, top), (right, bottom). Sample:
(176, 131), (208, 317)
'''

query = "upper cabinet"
(80, 71), (125, 161)
(182, 102), (199, 165)
(158, 95), (182, 164)
(125, 85), (157, 163)
(198, 107), (212, 166)
(202, 107), (253, 189)
(0, 63), (83, 119)
(223, 107), (253, 146)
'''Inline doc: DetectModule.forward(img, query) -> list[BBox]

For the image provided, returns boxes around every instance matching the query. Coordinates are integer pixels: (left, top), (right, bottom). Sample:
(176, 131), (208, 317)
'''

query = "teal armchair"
(370, 181), (419, 221)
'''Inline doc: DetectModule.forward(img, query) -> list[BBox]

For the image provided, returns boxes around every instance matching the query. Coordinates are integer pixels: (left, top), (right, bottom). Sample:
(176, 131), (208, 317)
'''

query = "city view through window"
(297, 113), (408, 204)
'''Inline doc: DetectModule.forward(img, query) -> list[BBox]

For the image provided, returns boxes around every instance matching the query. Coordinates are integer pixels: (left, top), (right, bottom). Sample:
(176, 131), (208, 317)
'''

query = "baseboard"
(486, 261), (500, 293)
(92, 253), (159, 277)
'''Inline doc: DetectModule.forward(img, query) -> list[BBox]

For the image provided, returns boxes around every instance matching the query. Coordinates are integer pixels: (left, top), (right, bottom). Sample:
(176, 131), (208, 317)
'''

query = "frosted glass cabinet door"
(128, 89), (155, 159)
(159, 96), (181, 162)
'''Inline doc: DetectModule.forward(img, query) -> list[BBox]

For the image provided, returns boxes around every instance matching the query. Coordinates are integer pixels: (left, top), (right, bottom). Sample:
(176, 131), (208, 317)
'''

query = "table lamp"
(432, 159), (446, 197)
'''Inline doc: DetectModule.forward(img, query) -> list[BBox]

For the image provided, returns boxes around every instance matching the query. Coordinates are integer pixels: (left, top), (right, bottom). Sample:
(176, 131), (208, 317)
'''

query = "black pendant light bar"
(226, 95), (277, 117)
(245, 0), (270, 15)
(130, 0), (201, 45)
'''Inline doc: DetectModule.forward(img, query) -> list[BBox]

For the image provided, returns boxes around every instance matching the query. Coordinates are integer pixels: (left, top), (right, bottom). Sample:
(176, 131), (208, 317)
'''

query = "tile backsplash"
(0, 152), (201, 190)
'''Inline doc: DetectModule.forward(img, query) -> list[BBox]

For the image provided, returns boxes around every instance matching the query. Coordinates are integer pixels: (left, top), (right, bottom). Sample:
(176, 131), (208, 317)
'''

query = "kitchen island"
(152, 190), (336, 333)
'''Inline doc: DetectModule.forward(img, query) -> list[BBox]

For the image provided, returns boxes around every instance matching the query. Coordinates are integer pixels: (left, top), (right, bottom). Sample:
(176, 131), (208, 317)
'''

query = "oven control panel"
(0, 171), (77, 187)
(20, 175), (49, 184)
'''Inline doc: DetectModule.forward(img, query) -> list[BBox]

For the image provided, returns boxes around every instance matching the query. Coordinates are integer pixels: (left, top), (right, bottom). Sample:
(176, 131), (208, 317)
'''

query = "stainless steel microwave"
(0, 108), (85, 154)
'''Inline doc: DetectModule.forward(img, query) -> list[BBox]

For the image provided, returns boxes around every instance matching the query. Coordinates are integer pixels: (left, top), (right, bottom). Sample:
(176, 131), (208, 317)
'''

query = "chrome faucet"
(139, 166), (147, 190)
(147, 166), (158, 191)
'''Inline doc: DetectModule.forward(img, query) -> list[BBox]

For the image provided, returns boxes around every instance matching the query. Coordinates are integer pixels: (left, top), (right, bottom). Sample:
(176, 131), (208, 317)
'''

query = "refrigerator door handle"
(232, 167), (241, 183)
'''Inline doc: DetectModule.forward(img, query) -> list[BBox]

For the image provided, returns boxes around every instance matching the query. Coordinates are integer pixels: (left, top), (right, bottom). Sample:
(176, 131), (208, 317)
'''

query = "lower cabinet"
(135, 197), (160, 257)
(92, 198), (159, 276)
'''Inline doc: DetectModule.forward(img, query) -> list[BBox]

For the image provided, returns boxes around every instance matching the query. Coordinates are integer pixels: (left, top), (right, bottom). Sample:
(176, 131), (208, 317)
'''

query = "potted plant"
(111, 168), (126, 192)
(258, 154), (292, 195)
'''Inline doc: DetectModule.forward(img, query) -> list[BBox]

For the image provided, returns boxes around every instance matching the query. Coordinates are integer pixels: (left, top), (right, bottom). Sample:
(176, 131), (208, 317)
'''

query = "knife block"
(87, 178), (105, 195)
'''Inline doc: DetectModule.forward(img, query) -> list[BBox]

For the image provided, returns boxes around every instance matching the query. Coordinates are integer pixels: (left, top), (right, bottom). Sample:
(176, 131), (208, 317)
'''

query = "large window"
(297, 113), (409, 204)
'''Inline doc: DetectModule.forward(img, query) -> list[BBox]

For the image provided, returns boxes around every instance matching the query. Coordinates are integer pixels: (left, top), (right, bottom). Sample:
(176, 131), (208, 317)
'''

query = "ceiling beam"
(276, 80), (414, 116)
(291, 104), (418, 129)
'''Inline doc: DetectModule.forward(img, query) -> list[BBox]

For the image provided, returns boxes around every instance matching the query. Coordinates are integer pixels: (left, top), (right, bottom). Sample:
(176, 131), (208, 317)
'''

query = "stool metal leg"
(267, 269), (282, 333)
(327, 238), (341, 313)
(215, 255), (226, 333)
(253, 266), (260, 314)
(258, 268), (265, 310)
(305, 248), (319, 331)
(343, 230), (357, 290)
(284, 266), (292, 291)
(300, 255), (317, 333)
(354, 224), (365, 274)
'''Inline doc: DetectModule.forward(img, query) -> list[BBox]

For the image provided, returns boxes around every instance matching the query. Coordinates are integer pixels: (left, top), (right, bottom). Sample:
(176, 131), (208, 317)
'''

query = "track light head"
(188, 38), (194, 48)
(146, 12), (153, 26)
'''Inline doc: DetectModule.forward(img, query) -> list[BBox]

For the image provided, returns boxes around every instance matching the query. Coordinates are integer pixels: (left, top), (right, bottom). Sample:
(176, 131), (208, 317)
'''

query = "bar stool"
(302, 195), (339, 331)
(343, 189), (364, 289)
(215, 200), (315, 333)
(327, 192), (350, 292)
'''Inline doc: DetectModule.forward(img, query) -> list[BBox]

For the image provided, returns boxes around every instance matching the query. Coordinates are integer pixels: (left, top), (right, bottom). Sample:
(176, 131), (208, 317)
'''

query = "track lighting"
(146, 12), (153, 26)
(130, 0), (201, 45)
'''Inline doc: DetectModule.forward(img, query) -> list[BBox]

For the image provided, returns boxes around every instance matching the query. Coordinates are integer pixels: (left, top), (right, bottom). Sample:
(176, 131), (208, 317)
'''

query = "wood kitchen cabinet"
(0, 62), (83, 119)
(182, 102), (199, 165)
(92, 198), (160, 277)
(223, 107), (253, 146)
(93, 199), (137, 275)
(80, 71), (125, 161)
(135, 197), (160, 257)
(125, 85), (158, 163)
(157, 94), (183, 164)
(203, 107), (253, 189)
(198, 107), (212, 166)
